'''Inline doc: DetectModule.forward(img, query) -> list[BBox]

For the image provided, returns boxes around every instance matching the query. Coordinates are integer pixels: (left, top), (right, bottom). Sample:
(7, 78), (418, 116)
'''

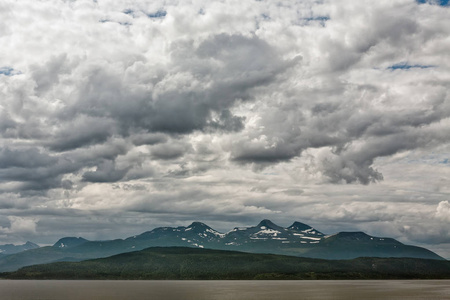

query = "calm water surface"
(0, 280), (449, 300)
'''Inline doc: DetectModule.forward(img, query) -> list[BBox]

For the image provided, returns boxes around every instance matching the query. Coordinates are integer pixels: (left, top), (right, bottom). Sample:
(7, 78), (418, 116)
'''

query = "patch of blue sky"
(146, 10), (167, 19)
(304, 16), (330, 22)
(261, 13), (270, 20)
(122, 9), (166, 19)
(404, 155), (449, 165)
(295, 15), (330, 27)
(0, 67), (20, 76)
(387, 62), (435, 70)
(416, 0), (449, 6)
(376, 152), (449, 166)
(99, 19), (131, 26)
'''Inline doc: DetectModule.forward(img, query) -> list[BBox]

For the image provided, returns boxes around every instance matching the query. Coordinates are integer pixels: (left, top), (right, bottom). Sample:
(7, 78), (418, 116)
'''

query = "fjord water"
(0, 280), (449, 300)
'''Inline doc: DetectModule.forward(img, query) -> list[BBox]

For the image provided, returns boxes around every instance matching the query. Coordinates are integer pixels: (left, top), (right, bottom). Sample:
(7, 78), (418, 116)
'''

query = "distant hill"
(2, 247), (449, 280)
(0, 242), (39, 255)
(0, 219), (443, 272)
(53, 237), (89, 249)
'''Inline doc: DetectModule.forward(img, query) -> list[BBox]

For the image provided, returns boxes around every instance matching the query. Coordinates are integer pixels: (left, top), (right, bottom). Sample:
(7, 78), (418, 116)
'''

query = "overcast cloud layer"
(1, 0), (450, 258)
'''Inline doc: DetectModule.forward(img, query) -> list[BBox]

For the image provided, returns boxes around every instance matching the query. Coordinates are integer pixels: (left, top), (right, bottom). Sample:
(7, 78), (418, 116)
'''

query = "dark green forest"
(2, 247), (450, 280)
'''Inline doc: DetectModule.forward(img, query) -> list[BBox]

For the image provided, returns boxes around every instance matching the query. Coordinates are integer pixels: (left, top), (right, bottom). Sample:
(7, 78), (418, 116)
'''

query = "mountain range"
(0, 241), (39, 256)
(0, 219), (444, 272)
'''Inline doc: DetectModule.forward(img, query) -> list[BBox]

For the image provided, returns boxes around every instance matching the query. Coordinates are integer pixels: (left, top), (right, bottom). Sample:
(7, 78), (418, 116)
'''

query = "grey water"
(0, 280), (449, 300)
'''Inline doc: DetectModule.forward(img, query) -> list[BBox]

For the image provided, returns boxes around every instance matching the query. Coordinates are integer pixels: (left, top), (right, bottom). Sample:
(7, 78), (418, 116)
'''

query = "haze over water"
(0, 280), (449, 300)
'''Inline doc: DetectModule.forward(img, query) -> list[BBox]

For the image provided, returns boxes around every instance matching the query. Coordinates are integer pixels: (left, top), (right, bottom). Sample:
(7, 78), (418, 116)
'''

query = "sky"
(0, 0), (449, 258)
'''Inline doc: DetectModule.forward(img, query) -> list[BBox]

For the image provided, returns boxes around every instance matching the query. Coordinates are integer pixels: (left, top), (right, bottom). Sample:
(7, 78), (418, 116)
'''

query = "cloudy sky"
(0, 0), (449, 258)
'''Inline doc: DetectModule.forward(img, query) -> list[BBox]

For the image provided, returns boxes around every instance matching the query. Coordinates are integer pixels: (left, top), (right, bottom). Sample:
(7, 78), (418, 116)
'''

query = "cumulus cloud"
(436, 201), (450, 222)
(0, 148), (57, 169)
(0, 0), (449, 257)
(0, 217), (38, 235)
(82, 160), (130, 183)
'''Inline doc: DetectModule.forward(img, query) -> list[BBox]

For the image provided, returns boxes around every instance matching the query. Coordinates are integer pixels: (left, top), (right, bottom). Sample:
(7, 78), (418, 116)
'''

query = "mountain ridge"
(0, 219), (444, 272)
(0, 241), (39, 255)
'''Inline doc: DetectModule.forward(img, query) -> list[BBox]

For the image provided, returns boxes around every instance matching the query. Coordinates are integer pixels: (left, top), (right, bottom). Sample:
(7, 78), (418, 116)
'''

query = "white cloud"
(0, 0), (449, 257)
(0, 217), (38, 235)
(436, 201), (450, 222)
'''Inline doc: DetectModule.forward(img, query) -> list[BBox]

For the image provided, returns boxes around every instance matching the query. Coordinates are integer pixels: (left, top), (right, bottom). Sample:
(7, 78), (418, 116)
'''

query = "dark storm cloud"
(0, 148), (57, 169)
(0, 110), (16, 133)
(82, 160), (130, 183)
(0, 167), (65, 191)
(232, 143), (300, 164)
(2, 32), (292, 192)
(131, 133), (168, 146)
(230, 103), (344, 165)
(57, 33), (288, 141)
(320, 155), (384, 185)
(150, 142), (188, 160)
(0, 139), (130, 193)
(9, 32), (293, 195)
(317, 90), (450, 184)
(208, 110), (245, 132)
(140, 33), (289, 133)
(31, 54), (69, 96)
(319, 122), (450, 185)
(61, 180), (73, 190)
(311, 102), (340, 116)
(47, 116), (115, 152)
(6, 32), (291, 191)
(231, 73), (450, 183)
(0, 149), (70, 193)
(281, 189), (304, 196)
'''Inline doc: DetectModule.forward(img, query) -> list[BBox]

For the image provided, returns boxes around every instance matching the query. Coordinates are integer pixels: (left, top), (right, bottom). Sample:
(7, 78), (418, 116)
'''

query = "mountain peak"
(187, 222), (212, 230)
(24, 241), (39, 248)
(257, 219), (273, 225)
(287, 221), (324, 236)
(53, 237), (89, 248)
(327, 232), (376, 242)
(288, 221), (312, 231)
(256, 219), (281, 229)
